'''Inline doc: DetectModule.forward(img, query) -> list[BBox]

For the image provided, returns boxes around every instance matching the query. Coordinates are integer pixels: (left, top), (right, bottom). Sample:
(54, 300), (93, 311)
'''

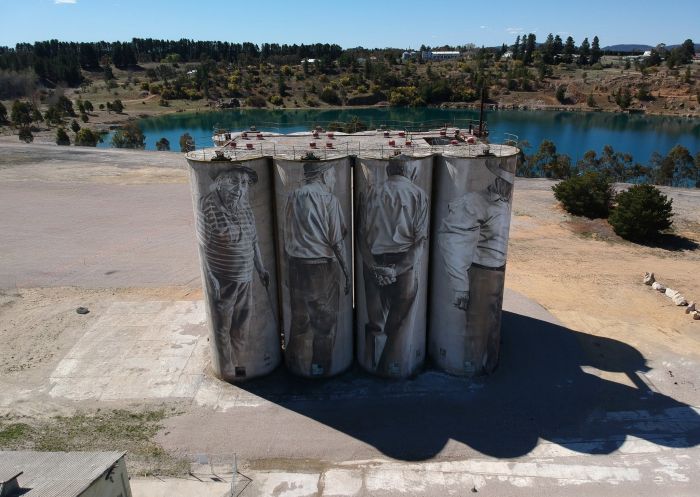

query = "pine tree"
(512, 35), (521, 59)
(542, 33), (555, 64)
(56, 127), (70, 145)
(590, 36), (602, 64)
(523, 34), (537, 65)
(563, 36), (576, 64)
(579, 38), (591, 65)
(553, 35), (563, 59)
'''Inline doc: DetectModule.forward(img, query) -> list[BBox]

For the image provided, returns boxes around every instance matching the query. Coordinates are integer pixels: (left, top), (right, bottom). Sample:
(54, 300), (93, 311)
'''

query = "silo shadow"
(234, 309), (700, 461)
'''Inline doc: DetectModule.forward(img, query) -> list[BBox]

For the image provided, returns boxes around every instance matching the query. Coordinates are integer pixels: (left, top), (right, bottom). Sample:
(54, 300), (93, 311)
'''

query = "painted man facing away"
(284, 161), (350, 376)
(358, 160), (429, 375)
(197, 167), (270, 380)
(438, 158), (514, 309)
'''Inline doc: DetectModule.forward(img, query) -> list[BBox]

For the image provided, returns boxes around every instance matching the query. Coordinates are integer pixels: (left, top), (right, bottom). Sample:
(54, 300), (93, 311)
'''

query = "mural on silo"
(355, 155), (433, 377)
(188, 157), (281, 381)
(429, 153), (517, 376)
(274, 157), (353, 378)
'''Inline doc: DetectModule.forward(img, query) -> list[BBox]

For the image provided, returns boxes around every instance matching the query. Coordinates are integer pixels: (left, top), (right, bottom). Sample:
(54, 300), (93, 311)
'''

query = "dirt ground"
(507, 180), (700, 359)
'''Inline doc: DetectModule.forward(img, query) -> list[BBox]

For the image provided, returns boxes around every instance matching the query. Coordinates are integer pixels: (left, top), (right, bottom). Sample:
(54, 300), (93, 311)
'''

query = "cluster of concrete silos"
(186, 136), (517, 381)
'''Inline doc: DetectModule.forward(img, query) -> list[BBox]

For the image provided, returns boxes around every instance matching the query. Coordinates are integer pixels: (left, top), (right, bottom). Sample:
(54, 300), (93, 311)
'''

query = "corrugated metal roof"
(0, 451), (126, 497)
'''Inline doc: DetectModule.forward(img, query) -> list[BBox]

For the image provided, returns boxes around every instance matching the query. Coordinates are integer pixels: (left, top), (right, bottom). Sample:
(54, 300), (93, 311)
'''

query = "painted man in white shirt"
(437, 159), (514, 311)
(284, 161), (350, 376)
(358, 159), (429, 374)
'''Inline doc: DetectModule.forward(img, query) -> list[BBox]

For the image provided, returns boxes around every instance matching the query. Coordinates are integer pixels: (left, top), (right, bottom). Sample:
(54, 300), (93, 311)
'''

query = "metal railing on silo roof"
(210, 117), (489, 136)
(193, 124), (519, 161)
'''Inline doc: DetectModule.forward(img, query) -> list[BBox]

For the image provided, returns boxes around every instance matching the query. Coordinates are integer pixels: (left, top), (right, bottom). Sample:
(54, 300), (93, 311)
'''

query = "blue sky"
(2, 0), (698, 49)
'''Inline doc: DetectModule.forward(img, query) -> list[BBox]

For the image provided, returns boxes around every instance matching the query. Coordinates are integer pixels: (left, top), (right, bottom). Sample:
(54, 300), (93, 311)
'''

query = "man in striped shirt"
(197, 167), (270, 379)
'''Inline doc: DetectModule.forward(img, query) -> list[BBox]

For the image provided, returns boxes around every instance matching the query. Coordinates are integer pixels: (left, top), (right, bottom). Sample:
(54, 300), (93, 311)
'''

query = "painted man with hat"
(437, 157), (515, 313)
(196, 166), (270, 379)
(283, 160), (350, 376)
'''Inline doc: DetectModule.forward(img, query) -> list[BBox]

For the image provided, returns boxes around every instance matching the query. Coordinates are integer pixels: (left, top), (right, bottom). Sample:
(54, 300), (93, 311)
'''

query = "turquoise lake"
(99, 108), (700, 164)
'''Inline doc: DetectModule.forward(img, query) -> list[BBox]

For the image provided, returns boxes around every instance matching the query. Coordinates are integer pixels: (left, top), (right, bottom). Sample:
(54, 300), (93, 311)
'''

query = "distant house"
(300, 58), (317, 64)
(401, 51), (418, 61)
(501, 51), (514, 59)
(421, 50), (461, 61)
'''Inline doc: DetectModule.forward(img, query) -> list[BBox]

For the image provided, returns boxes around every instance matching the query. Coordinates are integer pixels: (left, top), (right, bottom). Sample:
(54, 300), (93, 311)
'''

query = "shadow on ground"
(235, 311), (700, 461)
(643, 233), (700, 252)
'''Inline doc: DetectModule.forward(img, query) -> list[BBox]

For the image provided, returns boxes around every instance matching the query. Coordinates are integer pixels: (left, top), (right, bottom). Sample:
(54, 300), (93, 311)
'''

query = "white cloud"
(55, 0), (77, 4)
(480, 25), (488, 29)
(506, 27), (524, 35)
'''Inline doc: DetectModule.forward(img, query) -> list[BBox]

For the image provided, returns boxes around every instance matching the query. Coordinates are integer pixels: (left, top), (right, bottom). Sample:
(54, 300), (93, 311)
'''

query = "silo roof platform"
(189, 128), (519, 162)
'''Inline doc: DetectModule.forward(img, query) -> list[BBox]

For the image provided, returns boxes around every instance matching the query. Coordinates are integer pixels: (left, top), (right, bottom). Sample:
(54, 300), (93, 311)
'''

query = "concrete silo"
(428, 145), (519, 376)
(272, 155), (354, 378)
(186, 150), (281, 381)
(354, 151), (434, 378)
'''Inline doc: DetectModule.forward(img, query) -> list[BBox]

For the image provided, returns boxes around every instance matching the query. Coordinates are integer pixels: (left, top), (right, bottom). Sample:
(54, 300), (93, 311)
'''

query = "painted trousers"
(363, 252), (418, 376)
(286, 257), (340, 376)
(210, 278), (253, 379)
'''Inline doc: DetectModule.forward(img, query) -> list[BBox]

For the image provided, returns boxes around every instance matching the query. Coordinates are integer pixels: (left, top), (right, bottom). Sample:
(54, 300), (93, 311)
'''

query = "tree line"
(518, 140), (700, 188)
(0, 39), (344, 87)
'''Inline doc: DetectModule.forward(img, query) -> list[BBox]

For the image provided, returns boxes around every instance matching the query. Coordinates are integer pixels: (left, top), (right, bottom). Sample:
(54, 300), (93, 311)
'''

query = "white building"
(421, 50), (461, 61)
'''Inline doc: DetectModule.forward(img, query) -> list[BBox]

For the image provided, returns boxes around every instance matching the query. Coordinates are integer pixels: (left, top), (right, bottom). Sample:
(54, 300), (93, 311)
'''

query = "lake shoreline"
(3, 98), (698, 148)
(3, 104), (698, 161)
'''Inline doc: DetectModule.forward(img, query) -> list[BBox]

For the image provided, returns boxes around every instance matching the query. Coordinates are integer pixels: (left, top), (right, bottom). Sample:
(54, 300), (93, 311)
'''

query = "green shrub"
(609, 184), (673, 242)
(552, 172), (613, 218)
(56, 127), (70, 146)
(319, 86), (341, 105)
(18, 126), (33, 143)
(75, 128), (101, 147)
(156, 137), (170, 151)
(179, 132), (195, 152)
(111, 122), (145, 149)
(555, 85), (567, 104)
(245, 95), (267, 108)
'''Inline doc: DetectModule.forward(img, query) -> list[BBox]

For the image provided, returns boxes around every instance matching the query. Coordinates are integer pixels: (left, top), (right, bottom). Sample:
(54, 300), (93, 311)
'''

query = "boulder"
(652, 282), (666, 292)
(643, 272), (655, 285)
(686, 302), (696, 314)
(665, 288), (688, 306)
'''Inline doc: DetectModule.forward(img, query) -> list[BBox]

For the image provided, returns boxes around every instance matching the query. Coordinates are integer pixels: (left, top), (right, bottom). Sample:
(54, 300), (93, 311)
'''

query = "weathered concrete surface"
(0, 143), (198, 289)
(0, 180), (199, 289)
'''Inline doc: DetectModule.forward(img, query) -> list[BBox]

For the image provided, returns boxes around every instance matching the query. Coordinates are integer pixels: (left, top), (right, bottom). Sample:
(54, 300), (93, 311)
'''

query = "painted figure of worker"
(196, 167), (270, 379)
(358, 160), (429, 375)
(284, 161), (350, 376)
(437, 159), (515, 322)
